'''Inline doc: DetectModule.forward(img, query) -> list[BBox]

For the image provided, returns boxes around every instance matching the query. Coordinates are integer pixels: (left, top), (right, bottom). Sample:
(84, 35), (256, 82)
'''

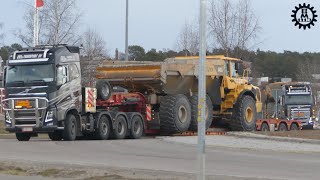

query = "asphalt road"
(0, 137), (319, 180)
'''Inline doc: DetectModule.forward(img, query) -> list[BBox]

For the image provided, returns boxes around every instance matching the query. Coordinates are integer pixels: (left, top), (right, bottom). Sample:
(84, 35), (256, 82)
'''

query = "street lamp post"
(125, 0), (129, 61)
(198, 0), (207, 180)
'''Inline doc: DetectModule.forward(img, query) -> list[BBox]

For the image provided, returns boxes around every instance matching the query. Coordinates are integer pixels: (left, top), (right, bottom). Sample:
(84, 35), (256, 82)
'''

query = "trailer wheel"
(261, 123), (269, 131)
(48, 131), (63, 141)
(279, 123), (287, 131)
(129, 115), (144, 139)
(112, 116), (128, 139)
(63, 114), (77, 141)
(290, 123), (299, 131)
(95, 115), (111, 140)
(160, 94), (191, 134)
(15, 133), (31, 141)
(189, 95), (213, 131)
(96, 80), (112, 100)
(230, 95), (257, 131)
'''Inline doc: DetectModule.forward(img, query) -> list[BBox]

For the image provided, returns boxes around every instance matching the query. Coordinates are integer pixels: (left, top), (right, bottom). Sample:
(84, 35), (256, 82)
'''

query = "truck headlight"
(45, 111), (54, 123)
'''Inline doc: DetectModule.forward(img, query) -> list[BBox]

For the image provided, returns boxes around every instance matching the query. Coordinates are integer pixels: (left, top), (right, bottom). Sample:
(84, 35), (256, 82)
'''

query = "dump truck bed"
(96, 56), (230, 94)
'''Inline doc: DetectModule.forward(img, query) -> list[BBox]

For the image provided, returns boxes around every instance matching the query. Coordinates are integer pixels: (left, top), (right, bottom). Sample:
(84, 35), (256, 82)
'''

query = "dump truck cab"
(3, 45), (82, 137)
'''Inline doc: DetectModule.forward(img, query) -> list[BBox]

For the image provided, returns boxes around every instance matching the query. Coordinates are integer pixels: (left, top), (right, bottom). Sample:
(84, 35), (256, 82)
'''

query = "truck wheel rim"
(178, 106), (187, 123)
(71, 121), (76, 136)
(133, 121), (141, 134)
(102, 122), (108, 135)
(118, 122), (124, 134)
(245, 107), (253, 123)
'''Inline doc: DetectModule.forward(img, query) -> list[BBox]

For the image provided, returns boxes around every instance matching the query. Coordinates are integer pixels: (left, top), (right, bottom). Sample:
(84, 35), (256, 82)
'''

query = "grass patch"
(38, 168), (60, 177)
(0, 121), (9, 134)
(0, 165), (28, 176)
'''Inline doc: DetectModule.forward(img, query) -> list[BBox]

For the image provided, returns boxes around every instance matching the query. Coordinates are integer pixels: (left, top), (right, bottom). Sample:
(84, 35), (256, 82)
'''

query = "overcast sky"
(1, 0), (320, 54)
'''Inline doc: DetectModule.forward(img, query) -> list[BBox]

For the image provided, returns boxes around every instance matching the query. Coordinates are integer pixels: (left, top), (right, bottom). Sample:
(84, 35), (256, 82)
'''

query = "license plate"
(22, 127), (33, 132)
(16, 100), (30, 107)
(296, 112), (304, 117)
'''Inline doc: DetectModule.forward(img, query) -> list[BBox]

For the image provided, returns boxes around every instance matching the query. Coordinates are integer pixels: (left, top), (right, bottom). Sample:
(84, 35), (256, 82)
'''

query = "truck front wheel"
(16, 133), (31, 141)
(63, 114), (77, 141)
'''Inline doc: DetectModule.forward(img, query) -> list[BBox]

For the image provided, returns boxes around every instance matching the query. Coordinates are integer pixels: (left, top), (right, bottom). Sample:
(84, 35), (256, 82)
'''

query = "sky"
(1, 0), (320, 54)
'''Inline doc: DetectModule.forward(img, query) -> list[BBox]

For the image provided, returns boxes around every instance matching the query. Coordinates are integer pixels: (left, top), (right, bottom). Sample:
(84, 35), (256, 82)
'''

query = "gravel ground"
(256, 129), (320, 139)
(161, 135), (320, 153)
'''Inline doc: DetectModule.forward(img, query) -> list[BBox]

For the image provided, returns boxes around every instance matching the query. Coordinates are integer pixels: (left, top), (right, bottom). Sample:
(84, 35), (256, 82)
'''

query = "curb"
(226, 132), (320, 145)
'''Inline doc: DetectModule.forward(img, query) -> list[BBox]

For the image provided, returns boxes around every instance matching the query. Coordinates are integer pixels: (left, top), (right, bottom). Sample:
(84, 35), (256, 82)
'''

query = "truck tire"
(230, 95), (257, 131)
(96, 80), (112, 100)
(129, 115), (144, 139)
(16, 133), (31, 141)
(48, 131), (63, 141)
(95, 115), (111, 140)
(261, 123), (269, 131)
(189, 95), (213, 131)
(279, 123), (287, 131)
(290, 123), (299, 130)
(63, 114), (77, 141)
(160, 94), (191, 134)
(112, 115), (128, 139)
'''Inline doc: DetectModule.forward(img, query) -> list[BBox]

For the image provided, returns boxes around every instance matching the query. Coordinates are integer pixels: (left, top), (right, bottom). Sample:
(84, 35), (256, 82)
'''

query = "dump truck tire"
(189, 95), (213, 131)
(160, 94), (191, 134)
(96, 80), (112, 100)
(230, 95), (256, 131)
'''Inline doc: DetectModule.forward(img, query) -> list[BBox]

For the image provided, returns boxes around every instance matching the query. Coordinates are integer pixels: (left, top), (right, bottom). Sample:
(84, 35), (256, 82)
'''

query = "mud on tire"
(160, 94), (191, 134)
(229, 95), (257, 131)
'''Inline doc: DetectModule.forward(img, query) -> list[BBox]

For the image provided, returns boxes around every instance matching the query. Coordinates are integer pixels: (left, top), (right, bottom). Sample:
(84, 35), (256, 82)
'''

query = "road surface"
(0, 137), (319, 180)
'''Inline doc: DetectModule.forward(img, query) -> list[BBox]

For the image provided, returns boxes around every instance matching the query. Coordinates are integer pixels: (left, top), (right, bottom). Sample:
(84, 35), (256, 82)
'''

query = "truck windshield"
(6, 64), (54, 84)
(285, 95), (313, 105)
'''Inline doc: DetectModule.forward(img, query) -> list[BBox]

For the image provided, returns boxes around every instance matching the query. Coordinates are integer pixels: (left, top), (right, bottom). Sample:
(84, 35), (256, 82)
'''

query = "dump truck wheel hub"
(245, 107), (253, 123)
(178, 106), (188, 123)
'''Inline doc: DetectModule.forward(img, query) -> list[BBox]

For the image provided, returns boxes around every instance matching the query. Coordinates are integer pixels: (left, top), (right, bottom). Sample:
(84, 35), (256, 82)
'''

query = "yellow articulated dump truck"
(95, 55), (262, 134)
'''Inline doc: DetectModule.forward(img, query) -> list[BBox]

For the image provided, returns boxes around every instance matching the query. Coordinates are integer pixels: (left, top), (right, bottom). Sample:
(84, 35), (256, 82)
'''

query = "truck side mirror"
(57, 66), (67, 86)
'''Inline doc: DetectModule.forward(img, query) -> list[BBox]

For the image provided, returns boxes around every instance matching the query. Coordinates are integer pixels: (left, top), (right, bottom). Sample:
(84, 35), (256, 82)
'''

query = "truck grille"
(289, 106), (311, 125)
(3, 97), (48, 127)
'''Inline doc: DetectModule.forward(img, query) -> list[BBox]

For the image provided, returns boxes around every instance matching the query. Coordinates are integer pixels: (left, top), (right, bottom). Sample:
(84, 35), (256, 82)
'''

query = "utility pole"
(197, 0), (207, 180)
(125, 0), (129, 61)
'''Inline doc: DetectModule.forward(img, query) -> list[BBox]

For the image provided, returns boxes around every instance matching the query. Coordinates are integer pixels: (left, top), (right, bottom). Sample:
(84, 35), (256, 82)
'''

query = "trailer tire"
(95, 115), (111, 140)
(160, 94), (191, 134)
(16, 133), (31, 141)
(290, 123), (299, 131)
(63, 114), (77, 141)
(279, 123), (287, 131)
(229, 95), (256, 131)
(48, 131), (63, 141)
(261, 123), (269, 131)
(189, 94), (213, 131)
(112, 116), (128, 139)
(129, 116), (144, 139)
(96, 80), (112, 100)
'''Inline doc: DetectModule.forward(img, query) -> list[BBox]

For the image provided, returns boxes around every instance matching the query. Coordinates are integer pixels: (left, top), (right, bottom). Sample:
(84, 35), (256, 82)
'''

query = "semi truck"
(2, 45), (151, 141)
(264, 82), (315, 129)
(2, 44), (262, 141)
